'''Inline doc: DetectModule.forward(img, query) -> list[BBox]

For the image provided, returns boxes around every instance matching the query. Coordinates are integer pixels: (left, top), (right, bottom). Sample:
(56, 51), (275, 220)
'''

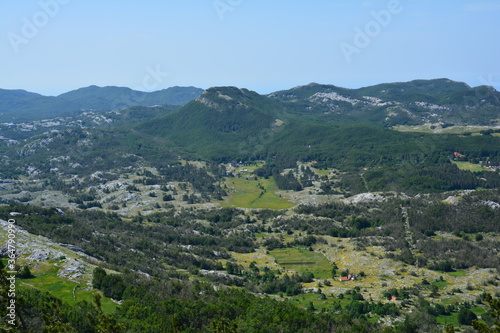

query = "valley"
(1, 79), (500, 332)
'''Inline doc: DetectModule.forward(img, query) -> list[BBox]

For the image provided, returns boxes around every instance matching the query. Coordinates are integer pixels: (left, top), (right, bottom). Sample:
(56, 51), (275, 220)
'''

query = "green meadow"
(18, 261), (117, 314)
(452, 161), (490, 172)
(393, 125), (497, 135)
(270, 248), (333, 279)
(222, 174), (294, 209)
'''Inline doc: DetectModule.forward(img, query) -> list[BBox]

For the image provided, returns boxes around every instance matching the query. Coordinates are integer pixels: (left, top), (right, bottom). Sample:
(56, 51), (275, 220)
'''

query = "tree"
(17, 266), (34, 279)
(307, 302), (316, 312)
(226, 262), (236, 275)
(430, 285), (440, 297)
(87, 294), (125, 333)
(92, 267), (107, 289)
(101, 275), (126, 300)
(458, 307), (477, 326)
(209, 317), (237, 333)
(473, 294), (500, 332)
(0, 260), (28, 331)
(41, 299), (76, 333)
(331, 263), (338, 278)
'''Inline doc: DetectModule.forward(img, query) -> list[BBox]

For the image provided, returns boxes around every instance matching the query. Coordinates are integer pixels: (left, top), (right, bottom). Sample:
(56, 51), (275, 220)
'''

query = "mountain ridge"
(138, 86), (288, 160)
(0, 85), (204, 122)
(268, 78), (500, 126)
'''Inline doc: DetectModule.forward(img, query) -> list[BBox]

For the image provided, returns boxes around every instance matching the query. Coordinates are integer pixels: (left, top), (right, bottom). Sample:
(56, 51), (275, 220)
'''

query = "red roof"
(454, 152), (464, 157)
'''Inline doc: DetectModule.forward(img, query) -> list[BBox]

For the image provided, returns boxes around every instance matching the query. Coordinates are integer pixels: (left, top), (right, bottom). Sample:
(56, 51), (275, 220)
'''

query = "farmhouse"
(339, 274), (355, 282)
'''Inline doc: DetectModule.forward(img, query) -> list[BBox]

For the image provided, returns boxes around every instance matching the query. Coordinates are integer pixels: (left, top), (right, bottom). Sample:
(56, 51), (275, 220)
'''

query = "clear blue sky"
(1, 0), (499, 96)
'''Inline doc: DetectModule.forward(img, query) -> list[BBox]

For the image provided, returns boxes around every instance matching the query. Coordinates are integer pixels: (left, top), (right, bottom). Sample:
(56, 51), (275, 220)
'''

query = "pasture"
(223, 170), (294, 209)
(270, 248), (333, 279)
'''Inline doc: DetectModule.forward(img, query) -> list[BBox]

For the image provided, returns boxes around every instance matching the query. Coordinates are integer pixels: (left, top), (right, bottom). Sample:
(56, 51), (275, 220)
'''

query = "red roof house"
(339, 275), (354, 282)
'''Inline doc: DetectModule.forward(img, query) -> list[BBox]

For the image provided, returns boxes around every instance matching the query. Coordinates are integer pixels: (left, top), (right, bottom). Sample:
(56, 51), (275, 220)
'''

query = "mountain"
(0, 89), (65, 121)
(57, 85), (203, 109)
(0, 86), (203, 122)
(134, 79), (500, 162)
(3, 79), (500, 190)
(355, 78), (471, 97)
(269, 79), (500, 126)
(138, 87), (289, 160)
(3, 79), (498, 125)
(2, 80), (500, 333)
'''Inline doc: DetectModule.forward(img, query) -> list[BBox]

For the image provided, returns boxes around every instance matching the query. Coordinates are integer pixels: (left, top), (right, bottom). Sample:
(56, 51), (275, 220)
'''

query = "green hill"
(3, 80), (500, 194)
(0, 86), (203, 122)
(269, 79), (500, 126)
(139, 87), (289, 161)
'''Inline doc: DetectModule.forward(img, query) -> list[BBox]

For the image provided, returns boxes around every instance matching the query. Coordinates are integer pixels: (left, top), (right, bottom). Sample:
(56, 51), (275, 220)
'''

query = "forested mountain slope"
(0, 86), (203, 122)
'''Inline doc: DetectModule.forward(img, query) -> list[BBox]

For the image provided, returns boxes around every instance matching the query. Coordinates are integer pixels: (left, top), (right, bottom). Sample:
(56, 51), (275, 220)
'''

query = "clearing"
(270, 247), (333, 279)
(222, 165), (294, 209)
(452, 161), (492, 172)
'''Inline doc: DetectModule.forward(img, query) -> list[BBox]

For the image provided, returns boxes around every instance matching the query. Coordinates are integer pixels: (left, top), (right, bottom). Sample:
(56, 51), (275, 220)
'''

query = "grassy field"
(393, 124), (499, 134)
(289, 292), (335, 311)
(431, 280), (450, 291)
(311, 167), (331, 176)
(452, 161), (490, 172)
(222, 174), (294, 209)
(270, 248), (333, 279)
(289, 293), (382, 324)
(436, 313), (460, 327)
(436, 306), (487, 328)
(18, 260), (117, 314)
(447, 270), (467, 277)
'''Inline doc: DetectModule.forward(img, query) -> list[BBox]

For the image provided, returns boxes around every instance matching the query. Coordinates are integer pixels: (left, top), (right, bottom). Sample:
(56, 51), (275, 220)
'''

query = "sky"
(1, 0), (499, 96)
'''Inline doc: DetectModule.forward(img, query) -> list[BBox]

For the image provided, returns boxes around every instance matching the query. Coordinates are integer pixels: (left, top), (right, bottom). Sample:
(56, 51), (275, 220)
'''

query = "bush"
(17, 266), (34, 279)
(92, 267), (107, 289)
(458, 307), (477, 326)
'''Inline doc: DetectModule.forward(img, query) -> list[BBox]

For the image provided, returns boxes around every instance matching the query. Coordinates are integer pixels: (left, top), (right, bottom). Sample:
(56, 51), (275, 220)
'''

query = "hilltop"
(0, 85), (203, 122)
(269, 79), (500, 126)
(137, 86), (288, 160)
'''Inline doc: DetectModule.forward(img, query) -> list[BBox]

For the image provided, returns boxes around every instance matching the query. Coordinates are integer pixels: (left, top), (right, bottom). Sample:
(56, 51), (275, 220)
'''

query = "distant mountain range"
(135, 79), (500, 160)
(2, 79), (500, 193)
(2, 78), (498, 126)
(268, 79), (500, 126)
(0, 85), (204, 122)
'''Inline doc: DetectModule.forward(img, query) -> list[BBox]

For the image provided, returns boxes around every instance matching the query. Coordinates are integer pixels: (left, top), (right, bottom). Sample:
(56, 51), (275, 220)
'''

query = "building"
(339, 274), (355, 282)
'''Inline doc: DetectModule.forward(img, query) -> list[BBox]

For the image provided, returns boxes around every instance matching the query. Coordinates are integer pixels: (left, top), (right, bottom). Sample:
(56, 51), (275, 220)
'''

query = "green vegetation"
(1, 80), (500, 332)
(393, 124), (500, 135)
(270, 248), (333, 279)
(138, 87), (288, 161)
(0, 86), (201, 122)
(2, 191), (500, 332)
(447, 270), (467, 277)
(453, 161), (492, 172)
(223, 174), (293, 209)
(3, 83), (500, 198)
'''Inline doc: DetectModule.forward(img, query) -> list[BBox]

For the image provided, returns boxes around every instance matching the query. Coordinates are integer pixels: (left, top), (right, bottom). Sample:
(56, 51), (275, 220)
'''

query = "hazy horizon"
(1, 0), (499, 96)
(1, 77), (495, 98)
